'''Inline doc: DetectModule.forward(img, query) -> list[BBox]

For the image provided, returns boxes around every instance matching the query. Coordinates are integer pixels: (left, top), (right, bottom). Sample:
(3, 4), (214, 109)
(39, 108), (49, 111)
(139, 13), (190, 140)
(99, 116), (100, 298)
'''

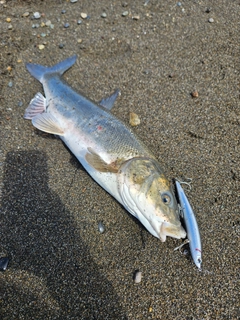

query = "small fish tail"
(25, 55), (77, 83)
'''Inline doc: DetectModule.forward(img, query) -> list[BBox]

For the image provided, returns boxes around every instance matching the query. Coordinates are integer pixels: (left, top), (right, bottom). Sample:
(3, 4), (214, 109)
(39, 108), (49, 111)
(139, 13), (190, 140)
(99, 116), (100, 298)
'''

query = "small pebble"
(98, 221), (105, 233)
(38, 44), (45, 50)
(8, 24), (13, 30)
(132, 15), (140, 20)
(77, 39), (82, 43)
(101, 12), (107, 18)
(70, 0), (78, 2)
(64, 23), (70, 28)
(0, 257), (9, 271)
(6, 66), (12, 72)
(143, 69), (150, 75)
(208, 18), (214, 23)
(22, 12), (30, 17)
(134, 270), (142, 283)
(177, 2), (182, 6)
(6, 17), (11, 22)
(80, 12), (88, 19)
(122, 2), (128, 7)
(8, 81), (13, 88)
(191, 90), (199, 98)
(17, 59), (22, 63)
(61, 10), (66, 14)
(122, 11), (129, 17)
(77, 19), (82, 25)
(129, 112), (140, 126)
(45, 20), (51, 26)
(59, 43), (64, 49)
(41, 33), (46, 37)
(18, 101), (23, 107)
(33, 12), (41, 19)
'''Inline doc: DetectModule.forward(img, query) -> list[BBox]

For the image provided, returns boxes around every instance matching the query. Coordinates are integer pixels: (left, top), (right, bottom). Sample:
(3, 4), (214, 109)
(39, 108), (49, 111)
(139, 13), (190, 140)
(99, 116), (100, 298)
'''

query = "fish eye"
(161, 193), (172, 205)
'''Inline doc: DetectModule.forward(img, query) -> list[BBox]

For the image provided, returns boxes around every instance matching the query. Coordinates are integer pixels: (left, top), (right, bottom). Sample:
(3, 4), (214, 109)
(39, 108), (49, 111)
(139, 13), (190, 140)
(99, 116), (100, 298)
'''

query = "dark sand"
(0, 1), (239, 319)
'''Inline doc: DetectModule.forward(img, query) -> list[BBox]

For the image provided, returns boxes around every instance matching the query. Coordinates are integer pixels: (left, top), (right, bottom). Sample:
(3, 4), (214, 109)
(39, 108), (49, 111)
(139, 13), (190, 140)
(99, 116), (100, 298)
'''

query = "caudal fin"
(25, 55), (77, 83)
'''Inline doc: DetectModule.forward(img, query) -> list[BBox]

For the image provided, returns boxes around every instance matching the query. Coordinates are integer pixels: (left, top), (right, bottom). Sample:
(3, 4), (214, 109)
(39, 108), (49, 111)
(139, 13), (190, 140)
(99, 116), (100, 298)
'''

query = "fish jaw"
(118, 157), (186, 241)
(160, 221), (186, 242)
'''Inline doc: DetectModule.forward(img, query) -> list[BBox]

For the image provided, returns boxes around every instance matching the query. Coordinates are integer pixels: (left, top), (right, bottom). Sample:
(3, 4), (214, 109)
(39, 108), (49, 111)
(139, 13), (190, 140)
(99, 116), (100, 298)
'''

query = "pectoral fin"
(85, 147), (119, 173)
(24, 92), (46, 119)
(32, 113), (64, 135)
(99, 89), (120, 110)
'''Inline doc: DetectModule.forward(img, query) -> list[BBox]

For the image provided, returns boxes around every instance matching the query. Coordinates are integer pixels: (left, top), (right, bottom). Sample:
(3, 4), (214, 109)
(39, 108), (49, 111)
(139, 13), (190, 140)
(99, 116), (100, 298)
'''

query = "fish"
(24, 55), (186, 243)
(175, 181), (202, 269)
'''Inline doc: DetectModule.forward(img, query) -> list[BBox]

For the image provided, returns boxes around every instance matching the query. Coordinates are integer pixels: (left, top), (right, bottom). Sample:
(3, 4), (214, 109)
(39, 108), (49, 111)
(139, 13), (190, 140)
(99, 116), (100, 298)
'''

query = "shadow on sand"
(0, 150), (127, 319)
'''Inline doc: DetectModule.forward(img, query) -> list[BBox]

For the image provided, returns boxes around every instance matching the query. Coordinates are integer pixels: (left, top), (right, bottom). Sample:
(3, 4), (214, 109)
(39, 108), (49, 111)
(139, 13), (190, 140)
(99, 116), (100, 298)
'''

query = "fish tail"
(25, 55), (77, 83)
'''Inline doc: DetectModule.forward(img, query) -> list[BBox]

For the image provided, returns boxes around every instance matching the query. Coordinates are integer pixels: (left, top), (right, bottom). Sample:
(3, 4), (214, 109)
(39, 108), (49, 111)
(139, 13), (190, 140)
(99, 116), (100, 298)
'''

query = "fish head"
(118, 157), (186, 242)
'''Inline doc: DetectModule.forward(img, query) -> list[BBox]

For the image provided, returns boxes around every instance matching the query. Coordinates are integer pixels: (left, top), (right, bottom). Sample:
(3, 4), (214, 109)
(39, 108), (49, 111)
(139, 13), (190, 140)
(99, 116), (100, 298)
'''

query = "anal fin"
(24, 92), (46, 120)
(32, 113), (64, 135)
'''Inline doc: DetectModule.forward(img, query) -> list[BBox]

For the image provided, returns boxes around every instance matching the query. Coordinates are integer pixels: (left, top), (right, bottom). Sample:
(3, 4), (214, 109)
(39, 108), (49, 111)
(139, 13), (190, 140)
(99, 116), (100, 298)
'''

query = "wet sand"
(0, 1), (239, 319)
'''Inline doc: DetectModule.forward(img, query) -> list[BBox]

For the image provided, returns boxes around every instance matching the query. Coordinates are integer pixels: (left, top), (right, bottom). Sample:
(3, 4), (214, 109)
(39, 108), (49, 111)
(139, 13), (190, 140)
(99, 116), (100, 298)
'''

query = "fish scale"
(43, 74), (149, 161)
(51, 84), (149, 161)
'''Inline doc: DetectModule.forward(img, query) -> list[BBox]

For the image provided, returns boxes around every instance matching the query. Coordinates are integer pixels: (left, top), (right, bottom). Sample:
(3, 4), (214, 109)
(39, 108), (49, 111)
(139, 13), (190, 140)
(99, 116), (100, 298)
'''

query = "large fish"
(24, 55), (186, 242)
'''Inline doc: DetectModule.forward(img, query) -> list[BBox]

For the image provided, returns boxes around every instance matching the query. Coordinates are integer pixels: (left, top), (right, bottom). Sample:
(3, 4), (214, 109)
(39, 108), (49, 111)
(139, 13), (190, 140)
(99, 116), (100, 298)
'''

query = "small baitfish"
(24, 55), (186, 242)
(175, 181), (202, 269)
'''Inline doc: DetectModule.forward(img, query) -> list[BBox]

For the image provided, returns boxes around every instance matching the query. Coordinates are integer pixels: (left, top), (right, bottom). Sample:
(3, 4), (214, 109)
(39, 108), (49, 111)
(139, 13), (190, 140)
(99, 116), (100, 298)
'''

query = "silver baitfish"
(175, 181), (202, 269)
(24, 55), (186, 243)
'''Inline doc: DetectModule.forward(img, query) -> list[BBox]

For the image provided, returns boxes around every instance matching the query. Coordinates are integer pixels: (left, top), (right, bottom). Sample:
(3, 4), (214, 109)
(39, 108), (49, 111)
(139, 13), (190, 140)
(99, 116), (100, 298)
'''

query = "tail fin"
(25, 55), (77, 83)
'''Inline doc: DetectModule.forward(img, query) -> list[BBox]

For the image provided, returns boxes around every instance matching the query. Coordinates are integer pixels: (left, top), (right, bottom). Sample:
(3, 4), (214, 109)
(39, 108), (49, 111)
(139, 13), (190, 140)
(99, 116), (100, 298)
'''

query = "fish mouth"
(159, 222), (186, 242)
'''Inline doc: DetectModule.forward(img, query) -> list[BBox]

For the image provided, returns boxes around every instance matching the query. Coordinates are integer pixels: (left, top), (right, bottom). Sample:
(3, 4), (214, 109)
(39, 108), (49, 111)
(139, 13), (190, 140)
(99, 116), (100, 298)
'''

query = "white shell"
(134, 271), (142, 283)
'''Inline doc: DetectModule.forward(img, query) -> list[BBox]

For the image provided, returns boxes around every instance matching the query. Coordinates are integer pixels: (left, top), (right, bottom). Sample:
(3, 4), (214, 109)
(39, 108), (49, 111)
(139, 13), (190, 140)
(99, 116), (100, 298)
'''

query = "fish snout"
(159, 222), (186, 242)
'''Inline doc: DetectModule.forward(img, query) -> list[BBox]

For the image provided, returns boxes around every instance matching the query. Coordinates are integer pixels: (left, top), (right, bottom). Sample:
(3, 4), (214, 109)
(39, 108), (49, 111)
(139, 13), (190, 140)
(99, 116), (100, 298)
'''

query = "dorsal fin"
(99, 89), (120, 110)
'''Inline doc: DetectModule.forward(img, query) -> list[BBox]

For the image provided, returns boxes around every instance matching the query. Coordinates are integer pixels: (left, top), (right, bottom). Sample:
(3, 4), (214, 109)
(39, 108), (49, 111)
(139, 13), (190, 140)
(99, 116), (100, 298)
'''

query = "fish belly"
(60, 133), (122, 204)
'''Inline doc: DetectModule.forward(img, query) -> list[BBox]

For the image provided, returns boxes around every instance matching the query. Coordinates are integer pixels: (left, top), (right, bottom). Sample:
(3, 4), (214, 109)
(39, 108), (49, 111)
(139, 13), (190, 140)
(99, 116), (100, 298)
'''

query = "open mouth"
(159, 222), (186, 242)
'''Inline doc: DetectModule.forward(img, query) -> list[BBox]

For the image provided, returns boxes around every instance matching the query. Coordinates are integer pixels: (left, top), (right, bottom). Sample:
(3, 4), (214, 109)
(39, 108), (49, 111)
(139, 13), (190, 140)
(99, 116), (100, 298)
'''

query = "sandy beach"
(0, 1), (239, 319)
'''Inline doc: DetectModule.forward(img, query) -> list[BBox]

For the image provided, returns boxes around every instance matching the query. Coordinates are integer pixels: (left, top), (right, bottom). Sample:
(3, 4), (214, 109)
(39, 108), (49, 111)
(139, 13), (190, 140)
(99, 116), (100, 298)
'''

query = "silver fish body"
(175, 181), (202, 269)
(24, 55), (186, 242)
